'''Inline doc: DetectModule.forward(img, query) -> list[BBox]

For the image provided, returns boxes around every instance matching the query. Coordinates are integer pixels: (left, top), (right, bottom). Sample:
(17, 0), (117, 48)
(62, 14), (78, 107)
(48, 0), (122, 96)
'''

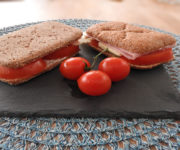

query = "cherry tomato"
(0, 59), (46, 79)
(59, 57), (90, 80)
(77, 70), (111, 96)
(44, 45), (79, 60)
(98, 57), (130, 82)
(122, 48), (173, 66)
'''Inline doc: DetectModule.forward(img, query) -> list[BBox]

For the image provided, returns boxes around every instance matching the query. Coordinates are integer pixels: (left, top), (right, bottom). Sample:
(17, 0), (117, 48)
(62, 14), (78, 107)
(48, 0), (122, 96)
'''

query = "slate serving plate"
(0, 19), (179, 119)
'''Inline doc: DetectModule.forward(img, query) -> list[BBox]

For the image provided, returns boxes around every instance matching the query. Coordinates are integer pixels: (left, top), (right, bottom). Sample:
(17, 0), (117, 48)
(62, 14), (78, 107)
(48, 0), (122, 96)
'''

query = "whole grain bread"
(86, 22), (176, 54)
(88, 42), (172, 69)
(0, 21), (82, 68)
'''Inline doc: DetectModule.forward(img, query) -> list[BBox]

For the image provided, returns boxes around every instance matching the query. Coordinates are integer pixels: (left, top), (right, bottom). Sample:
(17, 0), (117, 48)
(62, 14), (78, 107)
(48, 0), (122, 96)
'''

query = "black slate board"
(0, 44), (179, 119)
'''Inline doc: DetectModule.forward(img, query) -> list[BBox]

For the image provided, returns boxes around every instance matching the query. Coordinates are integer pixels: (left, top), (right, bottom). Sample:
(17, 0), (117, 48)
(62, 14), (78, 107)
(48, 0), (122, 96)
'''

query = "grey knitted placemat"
(0, 19), (179, 149)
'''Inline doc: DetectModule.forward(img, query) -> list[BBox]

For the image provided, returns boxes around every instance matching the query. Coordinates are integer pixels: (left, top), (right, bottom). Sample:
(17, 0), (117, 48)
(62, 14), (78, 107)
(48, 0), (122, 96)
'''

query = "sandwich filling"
(86, 37), (174, 66)
(0, 44), (79, 80)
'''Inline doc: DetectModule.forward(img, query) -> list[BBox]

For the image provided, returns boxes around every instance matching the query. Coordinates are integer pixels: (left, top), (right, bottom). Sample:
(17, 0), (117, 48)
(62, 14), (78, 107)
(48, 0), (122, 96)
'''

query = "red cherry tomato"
(77, 70), (112, 96)
(0, 59), (46, 80)
(98, 57), (130, 82)
(59, 57), (90, 80)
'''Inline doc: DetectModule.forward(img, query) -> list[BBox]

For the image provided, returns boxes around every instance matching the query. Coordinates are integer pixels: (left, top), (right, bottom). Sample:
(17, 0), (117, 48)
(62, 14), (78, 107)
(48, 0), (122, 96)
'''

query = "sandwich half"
(85, 22), (176, 69)
(0, 21), (82, 85)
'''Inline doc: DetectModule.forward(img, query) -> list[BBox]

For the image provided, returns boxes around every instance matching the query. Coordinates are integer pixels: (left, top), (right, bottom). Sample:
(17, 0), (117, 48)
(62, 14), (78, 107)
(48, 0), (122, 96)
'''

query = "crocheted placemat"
(0, 117), (179, 149)
(0, 19), (179, 149)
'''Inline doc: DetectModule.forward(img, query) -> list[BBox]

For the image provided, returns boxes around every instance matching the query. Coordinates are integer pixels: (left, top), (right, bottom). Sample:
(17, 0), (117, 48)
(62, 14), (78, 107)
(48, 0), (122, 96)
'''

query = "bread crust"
(0, 21), (82, 68)
(130, 63), (161, 69)
(0, 53), (79, 85)
(88, 42), (168, 69)
(86, 22), (176, 54)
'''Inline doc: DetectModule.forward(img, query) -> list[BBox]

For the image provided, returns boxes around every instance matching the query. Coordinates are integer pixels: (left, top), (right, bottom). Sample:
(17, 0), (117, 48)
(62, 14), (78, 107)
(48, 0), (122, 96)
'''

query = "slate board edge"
(0, 110), (180, 119)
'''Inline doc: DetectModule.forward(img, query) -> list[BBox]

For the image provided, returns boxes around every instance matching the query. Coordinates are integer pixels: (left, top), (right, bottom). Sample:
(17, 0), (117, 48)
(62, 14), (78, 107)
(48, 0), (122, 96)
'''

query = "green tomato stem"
(90, 48), (108, 69)
(83, 61), (91, 72)
(84, 48), (108, 71)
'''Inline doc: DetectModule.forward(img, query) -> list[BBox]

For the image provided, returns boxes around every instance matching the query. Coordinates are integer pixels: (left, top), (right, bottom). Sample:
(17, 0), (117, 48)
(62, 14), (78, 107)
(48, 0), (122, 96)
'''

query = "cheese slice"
(98, 42), (122, 57)
(78, 32), (92, 44)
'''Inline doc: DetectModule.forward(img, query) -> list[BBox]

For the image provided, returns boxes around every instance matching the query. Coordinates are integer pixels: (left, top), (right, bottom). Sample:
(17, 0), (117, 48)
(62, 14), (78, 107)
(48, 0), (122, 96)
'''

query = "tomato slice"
(0, 59), (46, 80)
(90, 39), (99, 47)
(121, 48), (173, 65)
(44, 45), (79, 60)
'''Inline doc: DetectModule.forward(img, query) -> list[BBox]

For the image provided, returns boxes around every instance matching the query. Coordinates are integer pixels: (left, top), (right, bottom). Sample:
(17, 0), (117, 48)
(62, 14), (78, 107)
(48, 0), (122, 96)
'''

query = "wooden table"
(0, 0), (180, 34)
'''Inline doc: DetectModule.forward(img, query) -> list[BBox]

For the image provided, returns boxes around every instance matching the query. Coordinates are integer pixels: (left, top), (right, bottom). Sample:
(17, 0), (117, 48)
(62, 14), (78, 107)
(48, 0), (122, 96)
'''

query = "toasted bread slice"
(86, 22), (176, 55)
(0, 21), (82, 68)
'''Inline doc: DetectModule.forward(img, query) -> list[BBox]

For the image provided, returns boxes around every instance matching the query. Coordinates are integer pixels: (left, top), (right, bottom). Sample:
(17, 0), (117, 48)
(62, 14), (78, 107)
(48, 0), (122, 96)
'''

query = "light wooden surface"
(0, 0), (180, 34)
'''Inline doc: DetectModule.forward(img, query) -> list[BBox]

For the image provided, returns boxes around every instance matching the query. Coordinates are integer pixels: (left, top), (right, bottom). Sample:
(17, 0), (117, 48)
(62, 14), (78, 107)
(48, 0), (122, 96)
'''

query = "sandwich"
(84, 22), (176, 69)
(0, 21), (82, 85)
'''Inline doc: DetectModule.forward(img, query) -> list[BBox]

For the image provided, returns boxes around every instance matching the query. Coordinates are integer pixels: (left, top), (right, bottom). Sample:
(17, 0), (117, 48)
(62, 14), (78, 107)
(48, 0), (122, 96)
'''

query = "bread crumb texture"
(0, 21), (82, 68)
(86, 22), (176, 54)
